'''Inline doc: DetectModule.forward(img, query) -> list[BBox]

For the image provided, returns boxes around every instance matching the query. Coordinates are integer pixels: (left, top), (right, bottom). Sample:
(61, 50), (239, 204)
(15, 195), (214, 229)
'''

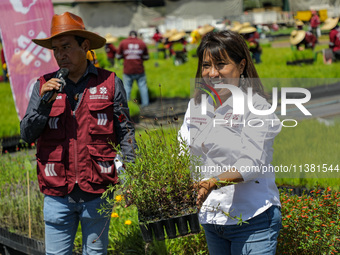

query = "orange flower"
(115, 195), (123, 202)
(125, 220), (132, 225)
(111, 212), (119, 218)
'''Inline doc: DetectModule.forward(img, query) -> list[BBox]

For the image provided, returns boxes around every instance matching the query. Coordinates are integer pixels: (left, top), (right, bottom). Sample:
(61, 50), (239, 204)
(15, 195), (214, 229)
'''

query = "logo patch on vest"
(98, 161), (112, 173)
(89, 87), (97, 94)
(48, 117), (59, 129)
(100, 87), (107, 94)
(45, 164), (57, 177)
(97, 113), (108, 126)
(89, 86), (109, 100)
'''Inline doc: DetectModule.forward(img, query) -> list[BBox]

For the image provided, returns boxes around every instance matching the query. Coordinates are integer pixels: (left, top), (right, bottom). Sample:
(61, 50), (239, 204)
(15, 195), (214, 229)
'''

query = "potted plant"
(104, 121), (202, 242)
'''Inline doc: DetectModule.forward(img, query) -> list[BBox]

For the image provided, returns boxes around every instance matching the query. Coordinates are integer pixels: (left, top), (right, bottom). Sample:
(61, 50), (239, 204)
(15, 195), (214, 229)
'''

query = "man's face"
(51, 35), (88, 75)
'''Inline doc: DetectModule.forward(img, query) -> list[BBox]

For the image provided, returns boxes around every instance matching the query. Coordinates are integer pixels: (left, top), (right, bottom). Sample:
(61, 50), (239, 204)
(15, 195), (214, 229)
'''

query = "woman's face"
(202, 50), (245, 97)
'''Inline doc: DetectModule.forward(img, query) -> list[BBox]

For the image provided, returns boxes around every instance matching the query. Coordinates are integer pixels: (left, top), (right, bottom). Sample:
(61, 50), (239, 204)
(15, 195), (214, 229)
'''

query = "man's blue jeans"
(202, 206), (281, 255)
(123, 73), (149, 106)
(44, 194), (112, 255)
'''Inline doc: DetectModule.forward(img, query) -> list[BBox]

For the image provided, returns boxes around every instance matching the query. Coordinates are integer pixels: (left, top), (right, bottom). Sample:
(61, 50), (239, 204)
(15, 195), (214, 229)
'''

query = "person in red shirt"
(152, 28), (167, 59)
(310, 10), (321, 42)
(321, 17), (340, 61)
(105, 33), (117, 67)
(152, 28), (162, 45)
(290, 30), (317, 50)
(325, 17), (340, 61)
(117, 31), (149, 106)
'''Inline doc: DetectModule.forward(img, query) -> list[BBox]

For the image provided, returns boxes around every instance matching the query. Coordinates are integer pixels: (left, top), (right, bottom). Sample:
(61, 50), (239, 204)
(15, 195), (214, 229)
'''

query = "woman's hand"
(196, 179), (217, 209)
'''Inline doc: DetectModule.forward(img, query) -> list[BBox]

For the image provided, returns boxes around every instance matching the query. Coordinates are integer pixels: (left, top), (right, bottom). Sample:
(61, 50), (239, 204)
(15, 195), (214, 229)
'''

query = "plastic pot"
(186, 213), (200, 233)
(176, 215), (189, 235)
(138, 212), (201, 242)
(139, 223), (153, 243)
(163, 218), (177, 239)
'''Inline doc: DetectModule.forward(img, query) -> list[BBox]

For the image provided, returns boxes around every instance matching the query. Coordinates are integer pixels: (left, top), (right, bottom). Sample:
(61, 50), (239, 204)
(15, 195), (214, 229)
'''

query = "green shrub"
(0, 150), (44, 240)
(104, 121), (201, 222)
(277, 187), (340, 254)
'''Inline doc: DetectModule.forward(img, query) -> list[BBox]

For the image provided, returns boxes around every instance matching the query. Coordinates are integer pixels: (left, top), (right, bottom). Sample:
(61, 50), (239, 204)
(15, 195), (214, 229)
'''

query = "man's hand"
(196, 179), (217, 210)
(40, 78), (62, 103)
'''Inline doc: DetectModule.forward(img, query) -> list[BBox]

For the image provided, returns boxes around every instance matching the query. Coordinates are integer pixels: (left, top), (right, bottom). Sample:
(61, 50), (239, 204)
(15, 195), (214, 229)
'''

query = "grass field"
(1, 39), (340, 138)
(1, 37), (340, 251)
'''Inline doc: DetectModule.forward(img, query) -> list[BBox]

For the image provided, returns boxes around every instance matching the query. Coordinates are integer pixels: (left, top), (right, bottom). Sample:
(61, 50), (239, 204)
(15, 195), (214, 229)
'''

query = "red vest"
(37, 68), (118, 196)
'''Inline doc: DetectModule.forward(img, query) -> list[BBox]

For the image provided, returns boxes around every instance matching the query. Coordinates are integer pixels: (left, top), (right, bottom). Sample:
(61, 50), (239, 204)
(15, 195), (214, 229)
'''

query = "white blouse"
(179, 91), (282, 225)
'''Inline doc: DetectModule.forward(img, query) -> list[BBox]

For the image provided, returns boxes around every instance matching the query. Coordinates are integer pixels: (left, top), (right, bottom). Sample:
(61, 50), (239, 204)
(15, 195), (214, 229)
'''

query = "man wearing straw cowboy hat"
(20, 12), (136, 254)
(321, 17), (340, 61)
(105, 33), (118, 67)
(290, 30), (317, 50)
(239, 23), (262, 64)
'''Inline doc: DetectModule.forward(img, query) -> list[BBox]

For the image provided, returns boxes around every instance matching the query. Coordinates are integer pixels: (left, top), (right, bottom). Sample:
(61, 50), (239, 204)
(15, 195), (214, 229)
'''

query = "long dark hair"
(194, 30), (265, 104)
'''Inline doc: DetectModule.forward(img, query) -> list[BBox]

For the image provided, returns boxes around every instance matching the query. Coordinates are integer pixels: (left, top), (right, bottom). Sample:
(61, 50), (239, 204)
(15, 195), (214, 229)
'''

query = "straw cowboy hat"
(105, 33), (118, 44)
(197, 24), (215, 36)
(32, 12), (106, 49)
(321, 17), (339, 30)
(290, 30), (306, 45)
(163, 29), (178, 39)
(295, 20), (304, 26)
(230, 21), (243, 32)
(238, 22), (257, 34)
(168, 31), (186, 42)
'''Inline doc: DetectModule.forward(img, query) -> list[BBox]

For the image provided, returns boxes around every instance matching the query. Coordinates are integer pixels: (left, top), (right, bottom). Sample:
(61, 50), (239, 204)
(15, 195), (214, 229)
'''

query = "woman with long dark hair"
(179, 30), (282, 254)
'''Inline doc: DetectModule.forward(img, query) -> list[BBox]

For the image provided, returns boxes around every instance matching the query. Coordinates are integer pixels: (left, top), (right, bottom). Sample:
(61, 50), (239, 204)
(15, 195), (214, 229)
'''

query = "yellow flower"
(115, 195), (123, 202)
(124, 220), (132, 225)
(111, 212), (119, 218)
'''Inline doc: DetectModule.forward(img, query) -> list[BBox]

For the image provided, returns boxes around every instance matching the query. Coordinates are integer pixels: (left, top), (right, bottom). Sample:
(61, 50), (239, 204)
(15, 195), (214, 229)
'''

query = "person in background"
(86, 50), (100, 67)
(1, 47), (8, 82)
(162, 29), (178, 59)
(321, 17), (340, 61)
(152, 28), (167, 59)
(179, 30), (282, 255)
(198, 24), (215, 39)
(295, 19), (304, 30)
(290, 30), (317, 50)
(105, 33), (117, 68)
(20, 12), (136, 254)
(167, 31), (188, 65)
(190, 28), (201, 45)
(310, 10), (321, 42)
(239, 24), (262, 64)
(152, 28), (162, 48)
(116, 30), (149, 106)
(168, 31), (187, 56)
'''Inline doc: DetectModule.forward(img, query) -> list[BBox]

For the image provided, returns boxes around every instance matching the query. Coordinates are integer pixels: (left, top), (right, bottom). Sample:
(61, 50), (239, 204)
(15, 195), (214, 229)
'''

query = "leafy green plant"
(0, 150), (44, 240)
(277, 187), (340, 254)
(104, 120), (201, 223)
